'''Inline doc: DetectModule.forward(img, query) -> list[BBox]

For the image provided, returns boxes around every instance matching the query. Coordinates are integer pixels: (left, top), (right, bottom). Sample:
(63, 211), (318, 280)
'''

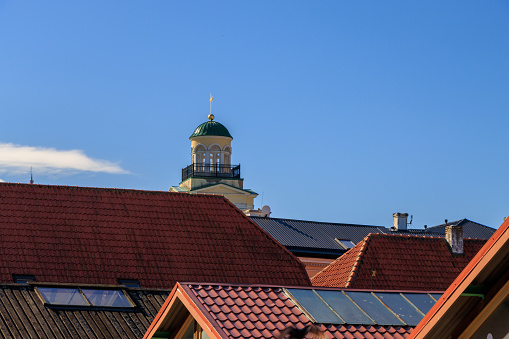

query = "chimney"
(446, 225), (464, 255)
(393, 213), (408, 231)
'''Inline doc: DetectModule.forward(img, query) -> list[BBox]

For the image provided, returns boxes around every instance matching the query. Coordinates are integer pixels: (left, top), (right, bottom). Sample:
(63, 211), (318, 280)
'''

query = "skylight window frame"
(35, 286), (136, 310)
(285, 288), (437, 327)
(118, 278), (141, 288)
(13, 274), (37, 284)
(334, 238), (355, 250)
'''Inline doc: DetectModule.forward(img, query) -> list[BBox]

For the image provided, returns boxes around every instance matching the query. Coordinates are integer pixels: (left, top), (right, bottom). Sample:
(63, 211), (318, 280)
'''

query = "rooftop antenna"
(30, 167), (34, 184)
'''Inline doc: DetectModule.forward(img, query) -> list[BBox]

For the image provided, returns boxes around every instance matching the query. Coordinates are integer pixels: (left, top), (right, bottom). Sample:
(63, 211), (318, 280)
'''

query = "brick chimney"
(393, 213), (408, 231)
(446, 225), (464, 255)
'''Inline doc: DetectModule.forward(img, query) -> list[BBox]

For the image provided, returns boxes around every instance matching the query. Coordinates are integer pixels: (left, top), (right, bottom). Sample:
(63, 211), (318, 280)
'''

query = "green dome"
(190, 121), (232, 139)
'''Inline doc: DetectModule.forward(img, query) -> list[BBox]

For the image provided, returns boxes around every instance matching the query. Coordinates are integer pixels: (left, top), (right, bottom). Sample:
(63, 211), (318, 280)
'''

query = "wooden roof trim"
(143, 283), (180, 339)
(143, 283), (224, 339)
(179, 285), (225, 339)
(409, 218), (509, 338)
(459, 278), (509, 338)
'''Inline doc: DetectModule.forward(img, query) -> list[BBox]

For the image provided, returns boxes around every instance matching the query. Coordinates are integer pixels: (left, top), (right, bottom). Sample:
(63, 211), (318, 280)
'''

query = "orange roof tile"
(311, 233), (486, 291)
(145, 283), (416, 339)
(0, 182), (310, 288)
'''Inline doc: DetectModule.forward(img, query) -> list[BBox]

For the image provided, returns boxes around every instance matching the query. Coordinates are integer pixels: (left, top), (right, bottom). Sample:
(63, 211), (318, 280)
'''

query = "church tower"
(170, 95), (258, 212)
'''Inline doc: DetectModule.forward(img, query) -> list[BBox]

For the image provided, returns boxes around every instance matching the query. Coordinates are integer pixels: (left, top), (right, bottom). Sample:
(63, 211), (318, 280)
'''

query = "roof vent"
(393, 213), (408, 231)
(445, 225), (463, 255)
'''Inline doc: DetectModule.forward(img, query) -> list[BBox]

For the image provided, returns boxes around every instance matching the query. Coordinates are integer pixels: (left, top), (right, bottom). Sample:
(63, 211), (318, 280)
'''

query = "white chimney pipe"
(393, 213), (408, 231)
(446, 225), (464, 255)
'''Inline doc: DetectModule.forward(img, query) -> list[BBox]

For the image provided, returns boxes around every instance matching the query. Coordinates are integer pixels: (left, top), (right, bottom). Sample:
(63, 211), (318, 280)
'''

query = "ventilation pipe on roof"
(446, 225), (463, 255)
(392, 213), (408, 231)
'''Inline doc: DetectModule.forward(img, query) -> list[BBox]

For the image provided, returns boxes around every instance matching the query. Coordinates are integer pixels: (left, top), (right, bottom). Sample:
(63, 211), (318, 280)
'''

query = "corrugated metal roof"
(251, 216), (387, 255)
(425, 219), (496, 239)
(0, 284), (170, 338)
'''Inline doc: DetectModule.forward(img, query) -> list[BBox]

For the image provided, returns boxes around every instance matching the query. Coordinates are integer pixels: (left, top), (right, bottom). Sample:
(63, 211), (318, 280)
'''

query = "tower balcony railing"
(182, 163), (240, 181)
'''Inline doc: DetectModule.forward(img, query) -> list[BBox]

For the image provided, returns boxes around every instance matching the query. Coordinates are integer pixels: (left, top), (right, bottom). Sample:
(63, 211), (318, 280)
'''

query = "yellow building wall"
(190, 135), (231, 150)
(180, 177), (243, 190)
(194, 185), (256, 210)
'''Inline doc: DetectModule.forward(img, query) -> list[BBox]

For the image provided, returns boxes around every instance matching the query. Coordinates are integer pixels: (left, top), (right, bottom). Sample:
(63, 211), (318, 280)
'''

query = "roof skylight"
(37, 287), (135, 308)
(334, 238), (355, 249)
(284, 288), (442, 326)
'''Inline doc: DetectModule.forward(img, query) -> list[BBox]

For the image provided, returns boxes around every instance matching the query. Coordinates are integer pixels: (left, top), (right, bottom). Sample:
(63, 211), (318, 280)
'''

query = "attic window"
(13, 275), (36, 284)
(334, 238), (355, 249)
(118, 279), (140, 288)
(37, 287), (134, 308)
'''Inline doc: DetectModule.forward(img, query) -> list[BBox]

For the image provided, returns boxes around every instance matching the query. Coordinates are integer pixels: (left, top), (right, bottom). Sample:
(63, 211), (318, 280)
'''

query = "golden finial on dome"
(208, 93), (214, 121)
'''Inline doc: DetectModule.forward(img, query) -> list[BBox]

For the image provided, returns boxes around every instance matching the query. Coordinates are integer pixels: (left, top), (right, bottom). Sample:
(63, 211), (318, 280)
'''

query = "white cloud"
(0, 143), (128, 175)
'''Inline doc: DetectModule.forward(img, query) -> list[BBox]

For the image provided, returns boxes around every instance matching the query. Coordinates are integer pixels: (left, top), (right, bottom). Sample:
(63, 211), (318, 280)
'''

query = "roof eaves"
(190, 182), (256, 195)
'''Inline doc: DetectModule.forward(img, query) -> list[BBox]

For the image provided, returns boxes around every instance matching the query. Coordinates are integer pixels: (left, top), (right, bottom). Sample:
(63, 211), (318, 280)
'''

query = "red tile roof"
(0, 182), (310, 288)
(311, 233), (486, 291)
(145, 283), (414, 339)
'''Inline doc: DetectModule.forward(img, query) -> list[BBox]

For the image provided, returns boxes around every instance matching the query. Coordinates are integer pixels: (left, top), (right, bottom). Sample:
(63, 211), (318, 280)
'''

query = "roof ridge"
(250, 216), (383, 228)
(0, 181), (227, 198)
(461, 218), (494, 230)
(345, 235), (371, 288)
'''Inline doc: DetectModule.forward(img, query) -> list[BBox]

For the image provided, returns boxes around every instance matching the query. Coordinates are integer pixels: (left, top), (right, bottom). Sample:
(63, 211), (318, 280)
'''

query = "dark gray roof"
(426, 219), (496, 238)
(251, 217), (496, 257)
(387, 219), (496, 239)
(250, 216), (386, 256)
(0, 284), (170, 338)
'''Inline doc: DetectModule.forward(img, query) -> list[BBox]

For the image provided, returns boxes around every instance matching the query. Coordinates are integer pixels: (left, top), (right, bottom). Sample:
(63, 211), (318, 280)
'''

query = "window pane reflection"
(38, 287), (88, 306)
(82, 289), (132, 307)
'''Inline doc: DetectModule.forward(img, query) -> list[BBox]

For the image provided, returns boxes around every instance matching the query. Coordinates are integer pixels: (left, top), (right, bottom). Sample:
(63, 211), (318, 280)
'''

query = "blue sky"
(0, 1), (508, 228)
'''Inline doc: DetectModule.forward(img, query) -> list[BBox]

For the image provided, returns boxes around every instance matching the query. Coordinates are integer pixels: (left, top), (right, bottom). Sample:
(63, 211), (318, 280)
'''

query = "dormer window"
(334, 238), (355, 249)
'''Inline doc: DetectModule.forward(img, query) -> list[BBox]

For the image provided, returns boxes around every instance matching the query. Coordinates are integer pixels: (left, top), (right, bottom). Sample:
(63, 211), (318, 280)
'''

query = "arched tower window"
(193, 145), (206, 170)
(223, 146), (231, 166)
(209, 145), (221, 171)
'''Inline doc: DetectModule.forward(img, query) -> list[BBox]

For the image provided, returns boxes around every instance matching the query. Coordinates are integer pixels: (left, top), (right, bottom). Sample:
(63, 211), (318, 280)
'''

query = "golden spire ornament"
(208, 93), (214, 121)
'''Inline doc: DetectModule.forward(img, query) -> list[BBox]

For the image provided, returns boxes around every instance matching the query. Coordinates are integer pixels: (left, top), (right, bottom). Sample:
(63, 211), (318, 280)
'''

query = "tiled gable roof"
(0, 183), (310, 288)
(146, 283), (415, 339)
(311, 234), (487, 290)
